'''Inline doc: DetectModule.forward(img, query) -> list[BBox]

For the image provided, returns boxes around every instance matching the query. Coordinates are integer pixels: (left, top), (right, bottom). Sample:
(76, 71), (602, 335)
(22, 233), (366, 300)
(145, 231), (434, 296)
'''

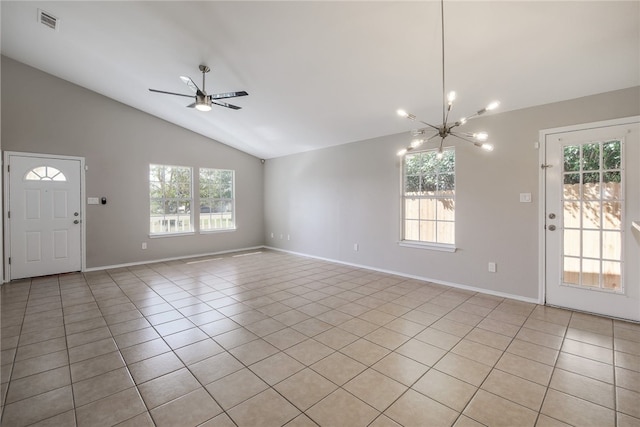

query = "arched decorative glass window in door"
(25, 166), (67, 182)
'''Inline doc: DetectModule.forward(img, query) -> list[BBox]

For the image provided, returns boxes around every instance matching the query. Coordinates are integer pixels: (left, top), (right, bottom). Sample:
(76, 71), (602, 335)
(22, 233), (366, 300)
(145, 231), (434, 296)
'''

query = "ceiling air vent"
(37, 9), (60, 31)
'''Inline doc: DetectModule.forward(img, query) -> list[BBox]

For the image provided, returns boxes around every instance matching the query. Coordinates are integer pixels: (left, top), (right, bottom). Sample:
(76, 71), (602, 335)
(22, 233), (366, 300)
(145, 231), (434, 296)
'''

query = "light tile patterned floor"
(1, 250), (639, 426)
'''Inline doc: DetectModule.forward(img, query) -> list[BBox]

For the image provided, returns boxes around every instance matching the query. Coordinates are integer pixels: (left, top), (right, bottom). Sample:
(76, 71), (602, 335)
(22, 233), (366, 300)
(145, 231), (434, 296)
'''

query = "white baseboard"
(264, 246), (539, 305)
(83, 246), (265, 272)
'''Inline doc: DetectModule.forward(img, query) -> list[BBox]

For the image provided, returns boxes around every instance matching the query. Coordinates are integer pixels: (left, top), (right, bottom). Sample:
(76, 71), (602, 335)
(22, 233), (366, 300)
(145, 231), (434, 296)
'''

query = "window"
(199, 168), (235, 231)
(25, 166), (66, 181)
(149, 164), (193, 235)
(402, 148), (455, 246)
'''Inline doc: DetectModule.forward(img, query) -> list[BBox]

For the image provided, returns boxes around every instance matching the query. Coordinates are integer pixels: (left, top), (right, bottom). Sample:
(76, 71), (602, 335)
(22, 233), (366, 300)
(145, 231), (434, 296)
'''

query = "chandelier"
(396, 0), (499, 158)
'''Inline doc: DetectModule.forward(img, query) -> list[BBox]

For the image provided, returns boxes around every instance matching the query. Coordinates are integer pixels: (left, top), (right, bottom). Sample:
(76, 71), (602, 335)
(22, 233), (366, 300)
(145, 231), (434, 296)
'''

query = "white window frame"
(399, 147), (456, 252)
(149, 164), (194, 237)
(199, 168), (236, 233)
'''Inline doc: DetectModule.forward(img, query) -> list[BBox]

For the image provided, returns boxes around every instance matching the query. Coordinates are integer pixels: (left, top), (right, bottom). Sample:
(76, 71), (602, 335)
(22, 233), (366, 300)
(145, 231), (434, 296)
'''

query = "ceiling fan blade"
(180, 76), (205, 97)
(209, 91), (249, 100)
(149, 88), (194, 98)
(212, 101), (242, 110)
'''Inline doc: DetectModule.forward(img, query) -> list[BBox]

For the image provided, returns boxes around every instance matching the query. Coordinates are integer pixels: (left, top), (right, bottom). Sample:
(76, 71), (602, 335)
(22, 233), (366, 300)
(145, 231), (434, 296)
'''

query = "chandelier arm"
(418, 120), (441, 131)
(449, 131), (486, 146)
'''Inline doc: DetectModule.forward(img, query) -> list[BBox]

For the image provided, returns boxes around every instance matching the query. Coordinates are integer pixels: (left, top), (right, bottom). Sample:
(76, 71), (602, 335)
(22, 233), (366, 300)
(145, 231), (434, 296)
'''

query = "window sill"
(149, 231), (195, 238)
(398, 241), (457, 253)
(200, 228), (237, 235)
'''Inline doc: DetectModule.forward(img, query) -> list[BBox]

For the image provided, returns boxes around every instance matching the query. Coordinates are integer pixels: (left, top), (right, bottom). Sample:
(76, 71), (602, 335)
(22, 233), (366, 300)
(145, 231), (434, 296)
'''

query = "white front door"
(6, 154), (83, 280)
(544, 118), (640, 321)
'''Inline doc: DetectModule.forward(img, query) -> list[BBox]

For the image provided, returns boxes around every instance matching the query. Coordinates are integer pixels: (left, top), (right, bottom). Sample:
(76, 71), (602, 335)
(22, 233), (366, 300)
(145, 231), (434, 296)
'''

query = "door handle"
(73, 220), (80, 225)
(548, 225), (556, 231)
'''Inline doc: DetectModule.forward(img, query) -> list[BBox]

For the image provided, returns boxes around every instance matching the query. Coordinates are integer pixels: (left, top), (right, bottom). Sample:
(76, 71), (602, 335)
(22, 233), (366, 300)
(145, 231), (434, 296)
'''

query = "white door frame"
(538, 116), (640, 308)
(3, 151), (86, 282)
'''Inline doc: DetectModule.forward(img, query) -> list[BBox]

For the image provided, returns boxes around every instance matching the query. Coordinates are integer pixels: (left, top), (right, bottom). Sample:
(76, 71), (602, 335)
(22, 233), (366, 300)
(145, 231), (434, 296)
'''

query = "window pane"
(563, 146), (580, 171)
(150, 164), (193, 234)
(437, 222), (455, 245)
(405, 199), (419, 220)
(420, 199), (436, 220)
(419, 221), (436, 242)
(405, 220), (419, 241)
(406, 176), (420, 194)
(199, 168), (235, 231)
(437, 199), (455, 221)
(582, 143), (600, 171)
(602, 140), (621, 170)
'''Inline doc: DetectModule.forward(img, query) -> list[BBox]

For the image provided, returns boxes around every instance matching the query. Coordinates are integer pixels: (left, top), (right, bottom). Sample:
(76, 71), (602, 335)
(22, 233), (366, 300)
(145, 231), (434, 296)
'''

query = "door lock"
(74, 212), (79, 217)
(548, 213), (556, 219)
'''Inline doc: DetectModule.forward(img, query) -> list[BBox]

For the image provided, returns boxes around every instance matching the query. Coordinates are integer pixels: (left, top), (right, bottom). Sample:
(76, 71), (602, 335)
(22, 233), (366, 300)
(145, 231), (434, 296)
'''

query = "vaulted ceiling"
(2, 1), (638, 159)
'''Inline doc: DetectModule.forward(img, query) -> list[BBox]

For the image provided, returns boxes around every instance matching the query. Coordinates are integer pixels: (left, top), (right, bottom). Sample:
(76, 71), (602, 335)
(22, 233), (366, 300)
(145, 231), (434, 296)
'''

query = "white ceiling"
(2, 1), (638, 159)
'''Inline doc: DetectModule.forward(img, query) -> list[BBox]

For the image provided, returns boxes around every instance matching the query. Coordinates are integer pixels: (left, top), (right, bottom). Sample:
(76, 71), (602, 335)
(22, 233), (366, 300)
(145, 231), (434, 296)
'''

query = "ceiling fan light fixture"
(195, 96), (212, 112)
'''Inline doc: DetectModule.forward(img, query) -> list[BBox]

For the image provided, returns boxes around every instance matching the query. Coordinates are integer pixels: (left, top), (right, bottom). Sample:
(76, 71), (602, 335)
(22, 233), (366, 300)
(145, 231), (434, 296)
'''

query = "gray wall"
(264, 87), (640, 301)
(2, 56), (265, 269)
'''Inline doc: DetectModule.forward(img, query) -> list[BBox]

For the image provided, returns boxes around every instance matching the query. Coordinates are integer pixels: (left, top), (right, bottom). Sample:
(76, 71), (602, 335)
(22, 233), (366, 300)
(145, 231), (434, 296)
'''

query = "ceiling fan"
(149, 65), (248, 112)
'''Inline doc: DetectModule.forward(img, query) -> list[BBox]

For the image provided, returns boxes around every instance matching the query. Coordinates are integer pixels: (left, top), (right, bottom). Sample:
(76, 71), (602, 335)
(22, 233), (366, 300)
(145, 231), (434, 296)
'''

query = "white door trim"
(3, 151), (86, 282)
(538, 116), (640, 307)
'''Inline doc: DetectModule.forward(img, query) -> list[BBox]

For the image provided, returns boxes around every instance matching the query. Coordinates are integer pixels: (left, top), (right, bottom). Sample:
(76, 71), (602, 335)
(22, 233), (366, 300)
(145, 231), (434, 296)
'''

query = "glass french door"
(544, 119), (640, 321)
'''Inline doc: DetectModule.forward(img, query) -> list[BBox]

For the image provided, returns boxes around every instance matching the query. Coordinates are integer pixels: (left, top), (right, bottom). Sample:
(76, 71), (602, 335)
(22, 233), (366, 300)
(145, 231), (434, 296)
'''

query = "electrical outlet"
(353, 243), (359, 251)
(287, 235), (290, 241)
(142, 242), (147, 250)
(270, 232), (274, 238)
(488, 262), (497, 273)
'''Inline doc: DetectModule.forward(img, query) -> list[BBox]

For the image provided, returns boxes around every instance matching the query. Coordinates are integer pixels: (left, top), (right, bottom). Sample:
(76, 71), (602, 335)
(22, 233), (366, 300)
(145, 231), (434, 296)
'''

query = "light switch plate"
(520, 193), (532, 203)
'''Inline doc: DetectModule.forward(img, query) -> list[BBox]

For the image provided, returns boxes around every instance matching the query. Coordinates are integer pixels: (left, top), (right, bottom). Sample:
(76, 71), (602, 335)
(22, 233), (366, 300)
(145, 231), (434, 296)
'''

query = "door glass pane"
(582, 173), (600, 199)
(563, 202), (581, 228)
(603, 202), (621, 229)
(563, 257), (580, 285)
(582, 202), (601, 229)
(563, 230), (580, 257)
(602, 231), (621, 261)
(563, 174), (580, 200)
(582, 259), (600, 287)
(602, 261), (621, 291)
(561, 140), (623, 292)
(582, 143), (600, 170)
(582, 230), (600, 258)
